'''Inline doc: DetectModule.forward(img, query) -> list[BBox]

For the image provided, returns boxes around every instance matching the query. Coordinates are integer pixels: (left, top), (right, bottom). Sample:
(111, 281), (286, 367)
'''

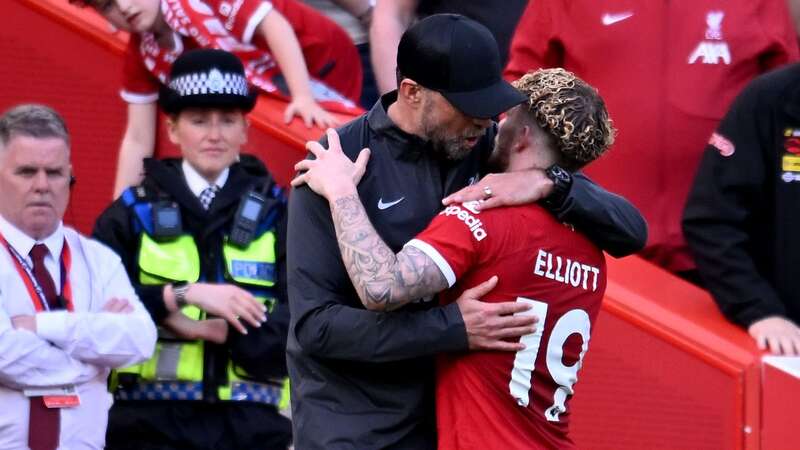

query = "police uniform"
(683, 63), (800, 328)
(92, 49), (291, 450)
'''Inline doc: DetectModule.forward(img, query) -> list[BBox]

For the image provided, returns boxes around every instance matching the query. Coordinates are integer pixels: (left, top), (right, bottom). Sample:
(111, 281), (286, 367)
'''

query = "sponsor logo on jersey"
(461, 200), (481, 214)
(441, 204), (487, 241)
(688, 11), (731, 65)
(533, 249), (601, 292)
(709, 132), (735, 157)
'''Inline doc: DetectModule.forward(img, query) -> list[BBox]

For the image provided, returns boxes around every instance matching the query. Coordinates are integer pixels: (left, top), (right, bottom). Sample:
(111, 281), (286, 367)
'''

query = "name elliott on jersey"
(533, 249), (601, 292)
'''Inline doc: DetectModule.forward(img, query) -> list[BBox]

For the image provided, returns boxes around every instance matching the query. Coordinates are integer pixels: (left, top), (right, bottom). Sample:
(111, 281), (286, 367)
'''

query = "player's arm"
(442, 170), (647, 257)
(287, 181), (469, 362)
(329, 194), (447, 310)
(293, 129), (446, 310)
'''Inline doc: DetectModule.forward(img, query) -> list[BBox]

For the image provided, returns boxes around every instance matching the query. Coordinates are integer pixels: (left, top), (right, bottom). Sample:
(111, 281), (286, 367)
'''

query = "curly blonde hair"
(513, 68), (615, 170)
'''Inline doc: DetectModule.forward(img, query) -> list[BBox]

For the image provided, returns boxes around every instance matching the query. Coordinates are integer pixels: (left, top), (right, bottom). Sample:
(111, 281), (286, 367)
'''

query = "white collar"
(0, 214), (64, 260)
(182, 160), (229, 198)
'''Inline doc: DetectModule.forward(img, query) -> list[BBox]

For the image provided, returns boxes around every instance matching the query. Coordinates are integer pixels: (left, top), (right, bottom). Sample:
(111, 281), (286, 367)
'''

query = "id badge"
(23, 385), (80, 408)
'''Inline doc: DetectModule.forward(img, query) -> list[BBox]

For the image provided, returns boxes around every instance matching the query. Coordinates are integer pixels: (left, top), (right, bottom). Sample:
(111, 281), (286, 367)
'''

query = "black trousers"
(107, 400), (292, 450)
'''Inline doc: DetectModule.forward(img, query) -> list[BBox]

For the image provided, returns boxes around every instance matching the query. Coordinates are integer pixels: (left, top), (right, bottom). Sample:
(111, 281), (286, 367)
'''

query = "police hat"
(159, 49), (258, 115)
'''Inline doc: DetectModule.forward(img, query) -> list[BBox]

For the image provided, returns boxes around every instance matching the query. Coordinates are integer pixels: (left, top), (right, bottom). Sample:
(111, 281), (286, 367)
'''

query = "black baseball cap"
(159, 49), (258, 115)
(397, 14), (525, 119)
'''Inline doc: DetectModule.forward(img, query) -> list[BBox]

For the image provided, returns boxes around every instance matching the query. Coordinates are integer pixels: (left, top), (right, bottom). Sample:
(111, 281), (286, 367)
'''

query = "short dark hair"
(0, 104), (70, 150)
(514, 69), (615, 171)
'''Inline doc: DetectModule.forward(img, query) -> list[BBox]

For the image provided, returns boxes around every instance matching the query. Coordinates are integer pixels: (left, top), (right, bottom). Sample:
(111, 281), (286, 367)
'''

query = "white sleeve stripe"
(120, 90), (158, 104)
(405, 239), (456, 288)
(242, 2), (274, 45)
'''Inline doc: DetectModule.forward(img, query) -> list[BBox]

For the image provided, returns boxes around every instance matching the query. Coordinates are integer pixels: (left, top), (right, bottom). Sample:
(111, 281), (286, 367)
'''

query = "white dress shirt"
(0, 215), (157, 450)
(182, 160), (229, 198)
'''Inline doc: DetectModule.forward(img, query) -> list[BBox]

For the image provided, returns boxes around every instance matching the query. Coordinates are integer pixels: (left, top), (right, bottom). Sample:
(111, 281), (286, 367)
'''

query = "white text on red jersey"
(533, 249), (600, 292)
(441, 203), (487, 241)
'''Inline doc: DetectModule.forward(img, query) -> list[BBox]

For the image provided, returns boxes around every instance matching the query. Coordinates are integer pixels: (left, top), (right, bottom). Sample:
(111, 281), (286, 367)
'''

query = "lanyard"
(0, 232), (73, 312)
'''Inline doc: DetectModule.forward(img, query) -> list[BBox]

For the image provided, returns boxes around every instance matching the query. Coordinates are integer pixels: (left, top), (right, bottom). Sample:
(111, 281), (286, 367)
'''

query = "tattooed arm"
(292, 129), (447, 311)
(330, 194), (448, 311)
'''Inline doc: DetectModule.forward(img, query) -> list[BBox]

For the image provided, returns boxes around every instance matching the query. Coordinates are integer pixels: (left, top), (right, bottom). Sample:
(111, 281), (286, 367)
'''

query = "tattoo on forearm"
(331, 195), (448, 310)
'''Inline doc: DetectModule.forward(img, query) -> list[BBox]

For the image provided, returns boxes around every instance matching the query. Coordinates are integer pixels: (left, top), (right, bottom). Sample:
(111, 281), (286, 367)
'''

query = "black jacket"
(93, 156), (291, 448)
(684, 63), (800, 327)
(287, 93), (647, 449)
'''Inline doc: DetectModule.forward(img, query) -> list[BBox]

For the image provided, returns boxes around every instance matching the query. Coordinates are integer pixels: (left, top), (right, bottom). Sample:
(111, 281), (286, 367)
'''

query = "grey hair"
(0, 104), (70, 150)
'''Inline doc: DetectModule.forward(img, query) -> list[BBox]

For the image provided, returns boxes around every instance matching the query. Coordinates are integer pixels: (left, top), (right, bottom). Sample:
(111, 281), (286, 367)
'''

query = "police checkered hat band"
(169, 69), (249, 97)
(159, 49), (257, 114)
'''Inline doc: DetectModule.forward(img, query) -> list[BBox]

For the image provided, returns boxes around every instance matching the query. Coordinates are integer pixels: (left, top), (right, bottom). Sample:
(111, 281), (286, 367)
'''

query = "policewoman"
(93, 49), (291, 450)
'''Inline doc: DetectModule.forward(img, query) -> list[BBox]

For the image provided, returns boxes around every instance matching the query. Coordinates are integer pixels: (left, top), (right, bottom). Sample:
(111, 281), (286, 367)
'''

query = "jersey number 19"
(508, 297), (591, 422)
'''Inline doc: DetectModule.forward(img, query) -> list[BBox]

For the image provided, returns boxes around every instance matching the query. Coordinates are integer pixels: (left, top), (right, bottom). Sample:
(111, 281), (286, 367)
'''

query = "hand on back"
(457, 276), (539, 351)
(292, 128), (371, 200)
(443, 171), (554, 211)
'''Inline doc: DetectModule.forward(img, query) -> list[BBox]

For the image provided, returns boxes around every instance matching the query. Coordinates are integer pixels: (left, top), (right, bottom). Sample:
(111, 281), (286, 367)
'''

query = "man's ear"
(513, 124), (533, 153)
(398, 79), (423, 106)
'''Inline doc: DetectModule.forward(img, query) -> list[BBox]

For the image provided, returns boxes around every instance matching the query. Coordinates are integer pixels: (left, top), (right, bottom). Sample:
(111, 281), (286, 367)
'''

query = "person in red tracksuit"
(505, 0), (799, 279)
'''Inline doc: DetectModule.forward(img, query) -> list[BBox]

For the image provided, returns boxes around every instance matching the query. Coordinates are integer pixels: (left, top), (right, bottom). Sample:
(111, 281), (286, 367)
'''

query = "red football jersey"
(407, 201), (607, 449)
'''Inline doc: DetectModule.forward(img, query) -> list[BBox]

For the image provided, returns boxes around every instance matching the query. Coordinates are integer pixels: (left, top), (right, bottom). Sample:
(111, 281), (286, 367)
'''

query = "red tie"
(27, 244), (60, 450)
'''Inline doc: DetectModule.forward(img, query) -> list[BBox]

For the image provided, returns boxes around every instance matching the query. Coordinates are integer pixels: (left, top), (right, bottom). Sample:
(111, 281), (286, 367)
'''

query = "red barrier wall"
(570, 256), (762, 449)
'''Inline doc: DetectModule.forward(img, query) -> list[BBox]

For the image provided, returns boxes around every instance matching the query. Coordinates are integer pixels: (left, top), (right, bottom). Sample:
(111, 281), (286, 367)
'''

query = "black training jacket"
(684, 63), (800, 327)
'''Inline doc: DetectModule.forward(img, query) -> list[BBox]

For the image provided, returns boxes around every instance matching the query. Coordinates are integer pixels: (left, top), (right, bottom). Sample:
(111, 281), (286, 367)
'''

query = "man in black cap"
(93, 49), (292, 450)
(287, 14), (646, 449)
